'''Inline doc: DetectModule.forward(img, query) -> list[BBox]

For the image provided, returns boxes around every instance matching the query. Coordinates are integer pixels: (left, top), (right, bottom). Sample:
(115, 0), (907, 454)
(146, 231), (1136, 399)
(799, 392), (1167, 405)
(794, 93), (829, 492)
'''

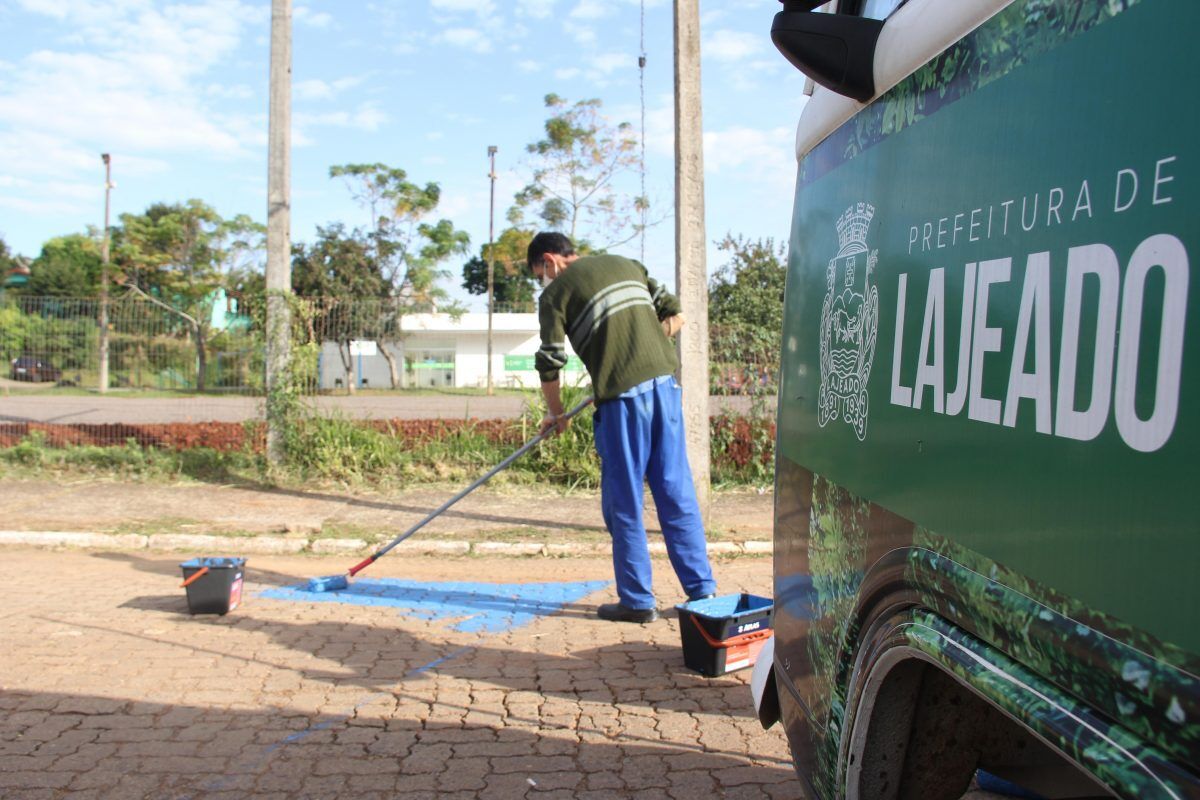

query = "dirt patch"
(0, 478), (774, 541)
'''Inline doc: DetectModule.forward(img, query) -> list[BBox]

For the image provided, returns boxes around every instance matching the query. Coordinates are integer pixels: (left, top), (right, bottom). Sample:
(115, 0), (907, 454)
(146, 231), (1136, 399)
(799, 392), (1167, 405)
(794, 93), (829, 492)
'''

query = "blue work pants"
(593, 376), (716, 610)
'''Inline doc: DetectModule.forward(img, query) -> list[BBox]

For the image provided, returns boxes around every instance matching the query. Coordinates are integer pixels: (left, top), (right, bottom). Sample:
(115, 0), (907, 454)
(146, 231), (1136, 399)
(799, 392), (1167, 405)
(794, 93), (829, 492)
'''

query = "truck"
(750, 1), (1199, 798)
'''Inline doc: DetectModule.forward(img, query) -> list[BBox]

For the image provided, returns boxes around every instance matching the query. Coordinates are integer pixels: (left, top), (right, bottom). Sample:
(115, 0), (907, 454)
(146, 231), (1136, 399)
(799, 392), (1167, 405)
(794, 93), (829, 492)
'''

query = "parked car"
(754, 0), (1198, 798)
(9, 356), (62, 383)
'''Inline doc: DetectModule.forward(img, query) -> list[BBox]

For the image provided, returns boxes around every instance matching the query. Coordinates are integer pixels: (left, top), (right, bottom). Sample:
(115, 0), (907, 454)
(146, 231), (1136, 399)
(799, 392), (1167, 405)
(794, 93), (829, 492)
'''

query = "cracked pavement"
(0, 548), (802, 799)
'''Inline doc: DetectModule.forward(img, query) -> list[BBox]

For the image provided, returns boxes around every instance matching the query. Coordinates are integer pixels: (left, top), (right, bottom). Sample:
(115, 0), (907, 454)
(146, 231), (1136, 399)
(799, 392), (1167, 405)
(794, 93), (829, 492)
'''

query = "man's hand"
(661, 313), (685, 338)
(539, 413), (571, 436)
(540, 378), (567, 436)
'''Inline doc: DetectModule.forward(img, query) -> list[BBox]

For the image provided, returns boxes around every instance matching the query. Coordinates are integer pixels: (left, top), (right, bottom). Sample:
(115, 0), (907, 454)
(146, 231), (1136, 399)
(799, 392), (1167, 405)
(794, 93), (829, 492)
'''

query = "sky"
(0, 0), (809, 310)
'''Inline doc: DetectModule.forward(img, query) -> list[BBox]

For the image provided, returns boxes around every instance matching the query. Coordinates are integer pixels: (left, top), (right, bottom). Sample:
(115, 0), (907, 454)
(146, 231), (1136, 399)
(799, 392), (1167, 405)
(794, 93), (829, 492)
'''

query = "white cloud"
(431, 0), (498, 25)
(569, 0), (610, 20)
(554, 67), (581, 80)
(293, 76), (366, 102)
(704, 29), (765, 62)
(206, 82), (254, 100)
(295, 80), (334, 100)
(563, 20), (596, 46)
(295, 103), (387, 134)
(589, 52), (631, 75)
(516, 0), (556, 18)
(294, 5), (333, 28)
(0, 0), (265, 181)
(703, 126), (794, 183)
(517, 60), (541, 73)
(436, 27), (493, 53)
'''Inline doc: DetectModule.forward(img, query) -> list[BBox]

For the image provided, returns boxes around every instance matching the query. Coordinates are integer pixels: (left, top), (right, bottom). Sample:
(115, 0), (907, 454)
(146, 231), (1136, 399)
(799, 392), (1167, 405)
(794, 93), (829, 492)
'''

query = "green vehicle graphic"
(752, 1), (1199, 798)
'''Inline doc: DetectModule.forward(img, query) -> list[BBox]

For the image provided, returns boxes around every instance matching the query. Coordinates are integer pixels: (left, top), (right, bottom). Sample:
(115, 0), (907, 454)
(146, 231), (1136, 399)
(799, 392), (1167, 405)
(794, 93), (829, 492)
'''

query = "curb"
(0, 530), (772, 558)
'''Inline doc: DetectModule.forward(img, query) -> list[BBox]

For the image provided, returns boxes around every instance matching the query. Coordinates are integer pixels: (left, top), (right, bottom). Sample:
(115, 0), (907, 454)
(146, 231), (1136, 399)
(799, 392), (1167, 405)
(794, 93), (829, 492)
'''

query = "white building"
(317, 312), (587, 391)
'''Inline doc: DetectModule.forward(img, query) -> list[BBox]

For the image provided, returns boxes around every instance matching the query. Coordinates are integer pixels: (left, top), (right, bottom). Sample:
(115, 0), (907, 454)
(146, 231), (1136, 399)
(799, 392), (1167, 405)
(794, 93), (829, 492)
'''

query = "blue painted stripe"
(260, 578), (611, 633)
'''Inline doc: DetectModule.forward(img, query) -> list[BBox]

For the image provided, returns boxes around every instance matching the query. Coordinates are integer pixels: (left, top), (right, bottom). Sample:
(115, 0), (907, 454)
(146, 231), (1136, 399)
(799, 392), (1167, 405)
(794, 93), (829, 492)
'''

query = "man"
(528, 231), (716, 624)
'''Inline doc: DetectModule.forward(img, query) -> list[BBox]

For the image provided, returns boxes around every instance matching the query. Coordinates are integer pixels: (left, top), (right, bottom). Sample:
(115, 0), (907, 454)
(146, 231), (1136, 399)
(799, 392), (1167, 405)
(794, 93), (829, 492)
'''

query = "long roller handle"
(349, 396), (594, 576)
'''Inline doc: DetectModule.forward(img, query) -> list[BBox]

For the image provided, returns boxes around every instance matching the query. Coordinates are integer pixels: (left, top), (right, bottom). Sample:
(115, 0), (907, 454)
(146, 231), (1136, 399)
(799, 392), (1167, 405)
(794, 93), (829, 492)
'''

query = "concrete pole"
(674, 0), (711, 522)
(98, 154), (112, 394)
(265, 0), (292, 465)
(486, 145), (497, 396)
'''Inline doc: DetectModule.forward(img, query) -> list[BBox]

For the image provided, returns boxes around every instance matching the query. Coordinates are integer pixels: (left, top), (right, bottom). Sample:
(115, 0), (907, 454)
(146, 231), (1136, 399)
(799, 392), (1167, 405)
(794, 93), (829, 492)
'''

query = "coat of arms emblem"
(818, 202), (880, 441)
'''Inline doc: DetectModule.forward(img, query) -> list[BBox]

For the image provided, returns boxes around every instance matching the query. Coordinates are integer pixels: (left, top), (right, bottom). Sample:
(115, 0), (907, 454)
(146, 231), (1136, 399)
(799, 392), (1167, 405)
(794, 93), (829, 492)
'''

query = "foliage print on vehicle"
(906, 529), (1200, 768)
(817, 203), (880, 441)
(806, 472), (871, 799)
(778, 462), (1200, 798)
(899, 610), (1198, 799)
(800, 0), (1143, 186)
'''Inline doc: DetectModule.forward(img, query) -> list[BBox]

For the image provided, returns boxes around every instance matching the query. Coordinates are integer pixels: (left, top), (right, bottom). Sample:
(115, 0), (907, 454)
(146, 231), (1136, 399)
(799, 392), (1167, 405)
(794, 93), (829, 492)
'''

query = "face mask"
(540, 271), (554, 289)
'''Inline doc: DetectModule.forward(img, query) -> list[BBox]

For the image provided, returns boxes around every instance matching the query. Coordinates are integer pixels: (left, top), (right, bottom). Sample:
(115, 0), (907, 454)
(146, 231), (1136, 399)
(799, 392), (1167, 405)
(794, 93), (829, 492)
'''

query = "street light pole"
(486, 145), (497, 396)
(98, 153), (112, 395)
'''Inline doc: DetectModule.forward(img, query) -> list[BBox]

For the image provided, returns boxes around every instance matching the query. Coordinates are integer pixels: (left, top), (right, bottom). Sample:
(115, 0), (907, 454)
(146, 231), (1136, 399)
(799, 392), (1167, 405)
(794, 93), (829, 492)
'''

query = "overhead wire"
(638, 0), (647, 265)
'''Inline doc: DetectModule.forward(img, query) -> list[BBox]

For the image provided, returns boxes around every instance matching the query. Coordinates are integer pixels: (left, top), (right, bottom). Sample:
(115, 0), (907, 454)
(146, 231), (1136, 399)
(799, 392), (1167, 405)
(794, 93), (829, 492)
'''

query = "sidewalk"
(0, 548), (799, 799)
(0, 478), (775, 557)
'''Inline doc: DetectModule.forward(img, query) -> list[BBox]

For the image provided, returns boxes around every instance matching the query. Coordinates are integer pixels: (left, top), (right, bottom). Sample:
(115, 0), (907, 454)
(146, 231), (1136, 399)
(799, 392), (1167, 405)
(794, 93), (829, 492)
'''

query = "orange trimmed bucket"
(676, 593), (774, 676)
(179, 557), (245, 615)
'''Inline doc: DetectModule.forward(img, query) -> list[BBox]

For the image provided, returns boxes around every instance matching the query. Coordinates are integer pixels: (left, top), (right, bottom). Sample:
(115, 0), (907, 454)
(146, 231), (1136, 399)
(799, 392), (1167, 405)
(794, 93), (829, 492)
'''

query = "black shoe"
(688, 593), (716, 602)
(597, 602), (659, 623)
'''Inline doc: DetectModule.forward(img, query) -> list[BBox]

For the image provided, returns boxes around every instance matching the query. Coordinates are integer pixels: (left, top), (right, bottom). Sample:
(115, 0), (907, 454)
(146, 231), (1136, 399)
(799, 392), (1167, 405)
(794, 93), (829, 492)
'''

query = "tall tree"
(461, 256), (536, 309)
(330, 163), (469, 387)
(708, 235), (787, 395)
(0, 237), (16, 276)
(291, 223), (387, 392)
(24, 235), (103, 297)
(510, 94), (646, 249)
(116, 200), (263, 391)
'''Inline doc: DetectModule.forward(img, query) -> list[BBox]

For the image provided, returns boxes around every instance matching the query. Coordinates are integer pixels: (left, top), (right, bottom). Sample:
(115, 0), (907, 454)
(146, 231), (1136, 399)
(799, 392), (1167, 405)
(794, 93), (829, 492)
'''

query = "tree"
(24, 235), (102, 297)
(292, 223), (387, 392)
(330, 162), (469, 387)
(708, 235), (787, 395)
(116, 200), (264, 391)
(510, 94), (646, 249)
(0, 236), (16, 276)
(460, 232), (538, 310)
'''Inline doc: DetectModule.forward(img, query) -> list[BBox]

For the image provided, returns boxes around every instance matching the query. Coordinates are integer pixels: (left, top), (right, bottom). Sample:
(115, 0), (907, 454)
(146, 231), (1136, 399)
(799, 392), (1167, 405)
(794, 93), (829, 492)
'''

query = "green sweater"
(536, 254), (681, 402)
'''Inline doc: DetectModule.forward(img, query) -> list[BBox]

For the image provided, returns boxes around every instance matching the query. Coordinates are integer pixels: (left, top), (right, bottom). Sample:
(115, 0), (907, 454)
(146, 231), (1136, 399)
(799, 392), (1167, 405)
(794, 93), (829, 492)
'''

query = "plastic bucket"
(179, 557), (246, 615)
(676, 592), (774, 676)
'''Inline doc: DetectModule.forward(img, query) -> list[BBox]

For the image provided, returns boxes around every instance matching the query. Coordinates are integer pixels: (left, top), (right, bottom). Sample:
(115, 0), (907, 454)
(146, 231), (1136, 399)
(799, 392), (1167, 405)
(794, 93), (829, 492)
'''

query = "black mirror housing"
(771, 7), (884, 102)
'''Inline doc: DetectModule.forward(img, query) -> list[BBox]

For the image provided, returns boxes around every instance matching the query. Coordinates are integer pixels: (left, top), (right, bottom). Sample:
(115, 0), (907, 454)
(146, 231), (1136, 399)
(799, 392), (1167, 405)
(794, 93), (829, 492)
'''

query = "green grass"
(0, 383), (774, 489)
(0, 433), (261, 483)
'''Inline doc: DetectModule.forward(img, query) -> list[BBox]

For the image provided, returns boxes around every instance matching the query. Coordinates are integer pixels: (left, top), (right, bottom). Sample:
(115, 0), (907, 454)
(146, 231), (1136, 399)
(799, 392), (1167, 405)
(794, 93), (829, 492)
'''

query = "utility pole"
(486, 145), (497, 396)
(674, 0), (711, 520)
(98, 154), (113, 395)
(265, 0), (292, 465)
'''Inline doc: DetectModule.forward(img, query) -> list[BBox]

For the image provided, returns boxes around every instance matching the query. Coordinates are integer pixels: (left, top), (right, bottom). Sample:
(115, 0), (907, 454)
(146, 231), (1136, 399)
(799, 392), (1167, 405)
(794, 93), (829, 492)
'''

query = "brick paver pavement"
(0, 549), (803, 799)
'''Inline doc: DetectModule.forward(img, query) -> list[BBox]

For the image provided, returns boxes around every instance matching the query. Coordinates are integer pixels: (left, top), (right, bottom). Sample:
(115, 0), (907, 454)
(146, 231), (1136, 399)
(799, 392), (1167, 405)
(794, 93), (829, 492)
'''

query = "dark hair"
(526, 232), (575, 273)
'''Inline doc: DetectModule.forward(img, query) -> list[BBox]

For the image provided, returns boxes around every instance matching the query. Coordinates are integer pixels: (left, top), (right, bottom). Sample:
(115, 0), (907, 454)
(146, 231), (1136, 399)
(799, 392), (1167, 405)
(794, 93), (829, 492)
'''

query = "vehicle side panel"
(774, 0), (1199, 795)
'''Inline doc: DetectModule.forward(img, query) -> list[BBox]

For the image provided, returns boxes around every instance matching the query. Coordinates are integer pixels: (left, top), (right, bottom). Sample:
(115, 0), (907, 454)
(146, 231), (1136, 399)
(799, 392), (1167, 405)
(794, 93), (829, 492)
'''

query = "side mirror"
(771, 2), (884, 102)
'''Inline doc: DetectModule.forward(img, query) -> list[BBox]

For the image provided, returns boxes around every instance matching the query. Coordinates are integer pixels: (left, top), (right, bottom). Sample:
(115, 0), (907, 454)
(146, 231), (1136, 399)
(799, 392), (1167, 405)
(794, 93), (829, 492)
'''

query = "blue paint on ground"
(261, 578), (611, 633)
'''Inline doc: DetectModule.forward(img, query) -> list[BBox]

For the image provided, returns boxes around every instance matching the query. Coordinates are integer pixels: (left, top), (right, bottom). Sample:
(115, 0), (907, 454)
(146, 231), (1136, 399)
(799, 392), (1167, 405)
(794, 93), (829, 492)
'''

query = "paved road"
(0, 393), (761, 424)
(0, 548), (802, 799)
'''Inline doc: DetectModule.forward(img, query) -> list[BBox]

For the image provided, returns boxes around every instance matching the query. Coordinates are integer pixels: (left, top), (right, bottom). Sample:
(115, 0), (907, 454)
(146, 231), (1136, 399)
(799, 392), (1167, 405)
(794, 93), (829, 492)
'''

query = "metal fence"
(1, 293), (775, 447)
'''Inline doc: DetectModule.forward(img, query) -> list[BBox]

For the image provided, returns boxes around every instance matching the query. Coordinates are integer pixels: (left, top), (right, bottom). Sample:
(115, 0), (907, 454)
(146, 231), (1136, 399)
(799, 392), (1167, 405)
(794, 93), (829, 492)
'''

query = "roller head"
(306, 574), (349, 593)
